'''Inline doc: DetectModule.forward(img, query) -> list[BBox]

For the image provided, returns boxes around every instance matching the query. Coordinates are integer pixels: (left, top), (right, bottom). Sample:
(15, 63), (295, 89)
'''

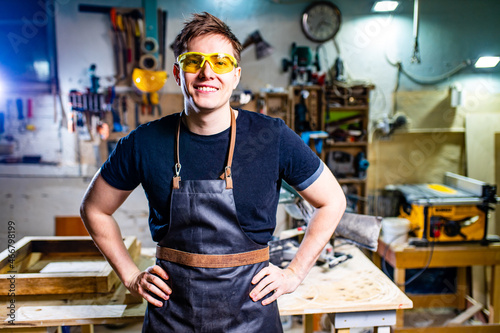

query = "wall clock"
(301, 1), (342, 43)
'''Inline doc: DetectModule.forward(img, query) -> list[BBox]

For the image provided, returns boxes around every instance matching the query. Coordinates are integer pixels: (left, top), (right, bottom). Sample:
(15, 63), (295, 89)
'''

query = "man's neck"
(183, 107), (235, 136)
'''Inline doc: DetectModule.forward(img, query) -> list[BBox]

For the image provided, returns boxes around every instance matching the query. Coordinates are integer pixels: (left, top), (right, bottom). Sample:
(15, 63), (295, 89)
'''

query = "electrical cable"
(381, 231), (435, 287)
(386, 53), (471, 86)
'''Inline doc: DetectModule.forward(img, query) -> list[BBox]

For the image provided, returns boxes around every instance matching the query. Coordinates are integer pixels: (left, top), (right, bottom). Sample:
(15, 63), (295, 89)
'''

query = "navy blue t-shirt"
(101, 110), (322, 245)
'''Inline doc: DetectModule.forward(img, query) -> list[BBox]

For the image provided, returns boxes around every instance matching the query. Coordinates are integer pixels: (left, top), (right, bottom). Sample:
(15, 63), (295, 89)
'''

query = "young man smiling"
(80, 12), (346, 332)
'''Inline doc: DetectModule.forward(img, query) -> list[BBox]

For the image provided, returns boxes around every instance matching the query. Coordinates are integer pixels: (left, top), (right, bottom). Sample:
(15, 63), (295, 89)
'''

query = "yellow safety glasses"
(177, 52), (238, 74)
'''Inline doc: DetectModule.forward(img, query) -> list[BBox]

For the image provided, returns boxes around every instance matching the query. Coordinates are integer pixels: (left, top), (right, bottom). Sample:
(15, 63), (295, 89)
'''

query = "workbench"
(373, 238), (500, 332)
(1, 244), (412, 332)
(279, 243), (412, 332)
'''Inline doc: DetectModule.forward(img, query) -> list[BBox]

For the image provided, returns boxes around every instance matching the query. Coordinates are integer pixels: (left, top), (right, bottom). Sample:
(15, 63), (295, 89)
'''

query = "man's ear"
(173, 63), (181, 86)
(233, 67), (242, 89)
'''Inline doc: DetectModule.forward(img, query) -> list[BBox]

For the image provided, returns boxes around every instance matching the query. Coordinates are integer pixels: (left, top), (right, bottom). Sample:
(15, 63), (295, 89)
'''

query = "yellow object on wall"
(132, 68), (167, 93)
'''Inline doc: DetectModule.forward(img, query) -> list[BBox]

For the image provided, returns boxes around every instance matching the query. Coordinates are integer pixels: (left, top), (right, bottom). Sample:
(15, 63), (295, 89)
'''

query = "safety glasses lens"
(179, 53), (235, 74)
(180, 54), (205, 73)
(208, 55), (234, 73)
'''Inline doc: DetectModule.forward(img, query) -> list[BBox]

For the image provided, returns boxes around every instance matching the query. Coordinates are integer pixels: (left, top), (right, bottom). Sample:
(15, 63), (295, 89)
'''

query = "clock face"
(301, 1), (341, 43)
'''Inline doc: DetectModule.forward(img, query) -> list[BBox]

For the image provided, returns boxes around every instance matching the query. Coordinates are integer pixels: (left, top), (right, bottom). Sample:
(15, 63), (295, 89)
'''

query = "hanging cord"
(385, 53), (471, 86)
(381, 232), (435, 287)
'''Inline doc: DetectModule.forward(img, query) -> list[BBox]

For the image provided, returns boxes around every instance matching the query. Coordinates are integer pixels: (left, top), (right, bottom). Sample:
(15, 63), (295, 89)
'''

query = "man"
(80, 12), (346, 332)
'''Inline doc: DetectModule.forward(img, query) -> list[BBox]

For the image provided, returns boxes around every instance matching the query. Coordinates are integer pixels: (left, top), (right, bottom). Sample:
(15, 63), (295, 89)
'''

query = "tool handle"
(27, 98), (33, 119)
(16, 98), (23, 120)
(0, 112), (5, 134)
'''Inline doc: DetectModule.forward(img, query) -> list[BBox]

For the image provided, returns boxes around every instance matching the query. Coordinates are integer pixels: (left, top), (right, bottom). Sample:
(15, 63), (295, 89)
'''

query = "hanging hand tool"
(127, 9), (144, 63)
(121, 95), (129, 132)
(0, 112), (5, 135)
(16, 98), (23, 121)
(116, 13), (129, 78)
(26, 98), (35, 131)
(110, 8), (125, 80)
(107, 87), (122, 132)
(134, 102), (140, 127)
(160, 10), (167, 69)
(124, 14), (135, 66)
(16, 98), (26, 133)
(6, 99), (13, 134)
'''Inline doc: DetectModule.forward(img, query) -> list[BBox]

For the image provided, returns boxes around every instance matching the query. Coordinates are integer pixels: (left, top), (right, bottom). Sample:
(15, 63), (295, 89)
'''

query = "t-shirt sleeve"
(279, 121), (323, 191)
(100, 131), (141, 191)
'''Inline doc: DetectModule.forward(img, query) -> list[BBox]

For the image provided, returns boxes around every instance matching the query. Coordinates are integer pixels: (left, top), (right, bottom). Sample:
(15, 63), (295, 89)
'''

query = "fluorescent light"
(474, 56), (500, 68)
(372, 1), (399, 12)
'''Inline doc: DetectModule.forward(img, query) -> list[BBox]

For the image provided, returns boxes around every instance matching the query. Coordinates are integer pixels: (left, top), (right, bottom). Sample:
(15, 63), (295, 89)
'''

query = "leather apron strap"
(156, 246), (269, 268)
(172, 109), (236, 190)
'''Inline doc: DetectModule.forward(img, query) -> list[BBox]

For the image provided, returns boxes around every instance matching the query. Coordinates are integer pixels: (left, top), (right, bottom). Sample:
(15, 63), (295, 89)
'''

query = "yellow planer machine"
(387, 172), (499, 244)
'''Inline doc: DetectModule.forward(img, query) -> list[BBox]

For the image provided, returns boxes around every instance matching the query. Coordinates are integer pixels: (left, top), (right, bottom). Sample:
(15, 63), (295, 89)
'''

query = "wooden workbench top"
(278, 243), (413, 316)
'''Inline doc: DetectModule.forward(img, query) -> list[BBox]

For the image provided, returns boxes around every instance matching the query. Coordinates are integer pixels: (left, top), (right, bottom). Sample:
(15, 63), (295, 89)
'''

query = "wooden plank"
(395, 90), (464, 130)
(465, 113), (499, 185)
(15, 305), (127, 321)
(407, 294), (461, 309)
(0, 328), (49, 332)
(0, 237), (33, 274)
(444, 296), (483, 325)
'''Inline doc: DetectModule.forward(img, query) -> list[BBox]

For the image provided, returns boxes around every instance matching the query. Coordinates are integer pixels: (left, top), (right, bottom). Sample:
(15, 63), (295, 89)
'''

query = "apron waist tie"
(156, 246), (269, 268)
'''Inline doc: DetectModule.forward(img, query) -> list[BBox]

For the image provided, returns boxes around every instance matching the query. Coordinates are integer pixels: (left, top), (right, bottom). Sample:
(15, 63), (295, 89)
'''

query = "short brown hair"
(172, 12), (242, 63)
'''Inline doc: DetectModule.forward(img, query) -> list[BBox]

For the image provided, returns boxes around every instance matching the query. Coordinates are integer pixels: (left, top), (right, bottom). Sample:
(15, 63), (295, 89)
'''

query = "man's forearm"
(82, 212), (141, 286)
(286, 203), (344, 281)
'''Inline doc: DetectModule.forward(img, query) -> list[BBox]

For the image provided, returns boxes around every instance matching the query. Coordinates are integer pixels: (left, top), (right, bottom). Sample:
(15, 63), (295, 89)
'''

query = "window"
(0, 0), (58, 93)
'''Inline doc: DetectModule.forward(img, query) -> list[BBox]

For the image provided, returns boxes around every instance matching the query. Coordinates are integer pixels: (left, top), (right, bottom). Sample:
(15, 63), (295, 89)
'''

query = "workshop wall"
(1, 0), (499, 250)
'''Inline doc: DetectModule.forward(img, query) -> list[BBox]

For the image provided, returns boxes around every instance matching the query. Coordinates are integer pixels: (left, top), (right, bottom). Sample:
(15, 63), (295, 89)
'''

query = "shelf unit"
(255, 84), (373, 214)
(288, 85), (324, 133)
(260, 92), (291, 126)
(323, 83), (373, 214)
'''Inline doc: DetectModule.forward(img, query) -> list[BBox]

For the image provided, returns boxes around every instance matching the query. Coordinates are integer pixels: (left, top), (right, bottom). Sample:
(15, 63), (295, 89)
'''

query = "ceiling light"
(474, 56), (500, 68)
(372, 1), (399, 12)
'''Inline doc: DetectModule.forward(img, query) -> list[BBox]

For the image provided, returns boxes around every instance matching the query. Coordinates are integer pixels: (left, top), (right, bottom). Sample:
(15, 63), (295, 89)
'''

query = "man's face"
(174, 34), (241, 115)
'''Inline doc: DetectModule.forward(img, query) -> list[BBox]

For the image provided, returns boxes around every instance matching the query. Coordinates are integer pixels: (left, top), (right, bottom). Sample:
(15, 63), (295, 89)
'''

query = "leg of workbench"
(456, 267), (468, 310)
(372, 252), (381, 268)
(394, 268), (406, 328)
(491, 264), (500, 323)
(81, 324), (94, 333)
(304, 314), (314, 333)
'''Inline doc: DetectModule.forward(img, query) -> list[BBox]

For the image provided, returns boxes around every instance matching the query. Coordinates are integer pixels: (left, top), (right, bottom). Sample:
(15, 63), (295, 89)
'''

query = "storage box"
(0, 236), (140, 295)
